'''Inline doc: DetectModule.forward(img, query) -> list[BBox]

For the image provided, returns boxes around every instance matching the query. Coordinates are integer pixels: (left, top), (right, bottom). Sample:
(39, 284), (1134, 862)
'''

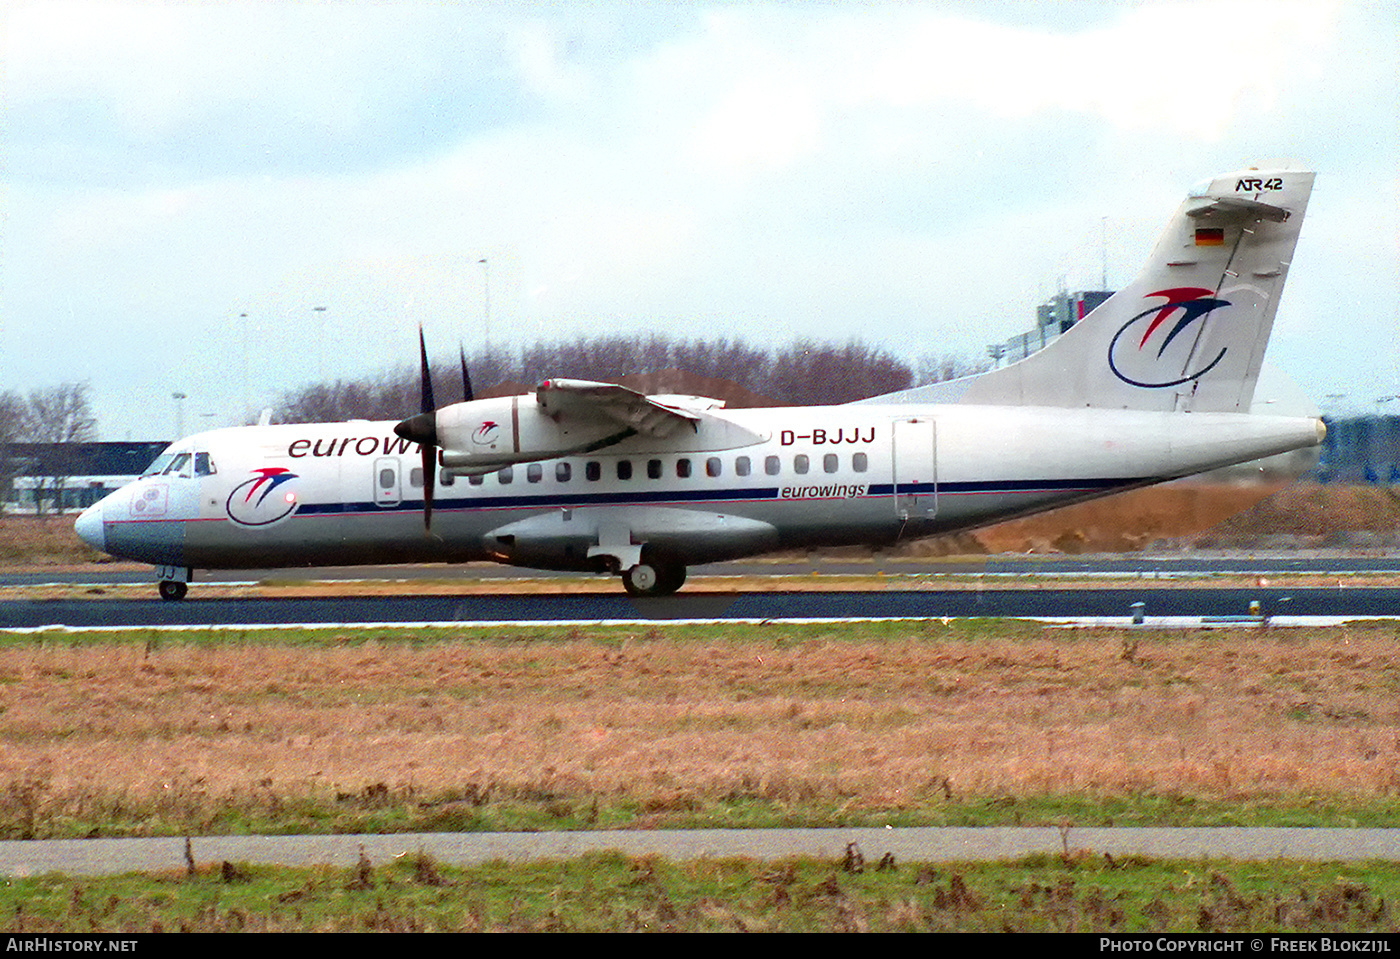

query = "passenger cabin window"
(527, 463), (543, 483)
(735, 456), (751, 477)
(498, 466), (514, 485)
(556, 462), (572, 482)
(440, 469), (455, 486)
(647, 459), (662, 480)
(823, 453), (838, 473)
(676, 458), (692, 478)
(853, 452), (868, 473)
(706, 457), (722, 477)
(794, 454), (809, 475)
(409, 467), (424, 488)
(586, 461), (601, 482)
(469, 474), (484, 486)
(378, 468), (395, 489)
(617, 460), (632, 481)
(765, 455), (780, 476)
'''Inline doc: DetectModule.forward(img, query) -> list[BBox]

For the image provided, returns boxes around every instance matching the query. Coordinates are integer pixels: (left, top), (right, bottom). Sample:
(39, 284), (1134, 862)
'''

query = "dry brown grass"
(953, 481), (1400, 554)
(963, 482), (1290, 554)
(0, 514), (107, 566)
(3, 626), (1399, 816)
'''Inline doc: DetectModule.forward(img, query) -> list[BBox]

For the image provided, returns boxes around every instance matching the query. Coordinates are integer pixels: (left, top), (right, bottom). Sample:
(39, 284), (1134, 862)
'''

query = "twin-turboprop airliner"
(76, 168), (1324, 600)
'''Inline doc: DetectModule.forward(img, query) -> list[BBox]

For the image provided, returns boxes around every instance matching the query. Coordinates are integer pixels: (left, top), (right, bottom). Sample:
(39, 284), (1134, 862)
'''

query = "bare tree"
(916, 352), (991, 386)
(767, 339), (914, 406)
(0, 391), (25, 516)
(272, 334), (992, 423)
(23, 382), (97, 515)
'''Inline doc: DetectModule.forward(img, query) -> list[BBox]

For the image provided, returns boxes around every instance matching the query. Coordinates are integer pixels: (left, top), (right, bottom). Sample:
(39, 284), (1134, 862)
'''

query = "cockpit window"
(194, 453), (216, 476)
(163, 453), (192, 477)
(142, 453), (177, 477)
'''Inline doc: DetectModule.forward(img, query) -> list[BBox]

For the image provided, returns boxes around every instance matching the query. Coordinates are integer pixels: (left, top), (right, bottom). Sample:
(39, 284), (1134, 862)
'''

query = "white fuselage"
(79, 402), (1323, 575)
(74, 165), (1324, 594)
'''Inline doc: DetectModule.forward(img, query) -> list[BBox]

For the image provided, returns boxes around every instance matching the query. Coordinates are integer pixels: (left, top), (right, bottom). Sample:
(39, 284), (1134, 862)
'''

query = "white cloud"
(0, 0), (1390, 439)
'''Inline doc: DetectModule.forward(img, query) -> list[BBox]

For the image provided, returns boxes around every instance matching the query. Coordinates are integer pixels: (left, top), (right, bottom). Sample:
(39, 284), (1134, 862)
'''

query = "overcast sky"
(4, 0), (1396, 440)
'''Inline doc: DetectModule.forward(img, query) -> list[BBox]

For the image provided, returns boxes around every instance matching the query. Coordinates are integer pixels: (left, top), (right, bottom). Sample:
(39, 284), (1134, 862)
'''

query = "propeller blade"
(422, 440), (435, 533)
(419, 326), (436, 415)
(399, 325), (439, 535)
(391, 329), (475, 536)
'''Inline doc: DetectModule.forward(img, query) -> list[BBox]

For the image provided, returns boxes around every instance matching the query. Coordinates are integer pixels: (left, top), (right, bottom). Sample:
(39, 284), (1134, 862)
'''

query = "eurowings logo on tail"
(226, 467), (300, 527)
(1107, 287), (1231, 388)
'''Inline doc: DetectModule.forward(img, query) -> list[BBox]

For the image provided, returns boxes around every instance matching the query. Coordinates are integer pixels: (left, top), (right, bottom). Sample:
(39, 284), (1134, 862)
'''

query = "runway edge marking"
(4, 615), (1399, 635)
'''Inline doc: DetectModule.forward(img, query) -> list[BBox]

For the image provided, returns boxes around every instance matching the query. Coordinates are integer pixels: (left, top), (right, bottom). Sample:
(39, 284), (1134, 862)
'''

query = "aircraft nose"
(74, 503), (105, 552)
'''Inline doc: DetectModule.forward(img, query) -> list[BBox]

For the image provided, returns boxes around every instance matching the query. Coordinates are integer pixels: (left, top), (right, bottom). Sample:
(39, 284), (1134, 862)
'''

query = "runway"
(8, 552), (1400, 589)
(3, 585), (1399, 630)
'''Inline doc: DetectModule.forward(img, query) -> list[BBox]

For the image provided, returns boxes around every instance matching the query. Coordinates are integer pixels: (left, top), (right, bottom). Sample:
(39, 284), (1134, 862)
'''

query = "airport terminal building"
(2, 441), (168, 515)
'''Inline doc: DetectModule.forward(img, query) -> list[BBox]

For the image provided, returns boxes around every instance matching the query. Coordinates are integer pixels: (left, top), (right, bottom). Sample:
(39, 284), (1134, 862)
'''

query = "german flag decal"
(1195, 227), (1225, 246)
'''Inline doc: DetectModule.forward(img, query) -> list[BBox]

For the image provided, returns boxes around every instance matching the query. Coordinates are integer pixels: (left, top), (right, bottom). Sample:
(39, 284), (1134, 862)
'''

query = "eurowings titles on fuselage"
(75, 167), (1325, 599)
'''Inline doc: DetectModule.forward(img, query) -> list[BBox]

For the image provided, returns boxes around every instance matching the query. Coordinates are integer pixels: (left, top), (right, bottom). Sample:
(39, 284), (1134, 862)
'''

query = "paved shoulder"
(5, 828), (1400, 876)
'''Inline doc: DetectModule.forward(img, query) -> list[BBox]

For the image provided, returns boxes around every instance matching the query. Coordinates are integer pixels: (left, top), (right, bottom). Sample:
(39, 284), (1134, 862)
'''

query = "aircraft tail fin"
(874, 169), (1315, 413)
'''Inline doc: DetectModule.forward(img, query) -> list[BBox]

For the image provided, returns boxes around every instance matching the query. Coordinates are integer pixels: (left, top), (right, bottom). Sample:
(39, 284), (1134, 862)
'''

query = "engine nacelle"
(434, 396), (629, 472)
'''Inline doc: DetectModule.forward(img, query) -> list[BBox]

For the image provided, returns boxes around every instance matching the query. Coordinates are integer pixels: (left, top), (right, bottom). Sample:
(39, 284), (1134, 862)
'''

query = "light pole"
(240, 312), (249, 425)
(479, 258), (490, 350)
(1101, 216), (1109, 291)
(313, 306), (327, 380)
(172, 392), (187, 440)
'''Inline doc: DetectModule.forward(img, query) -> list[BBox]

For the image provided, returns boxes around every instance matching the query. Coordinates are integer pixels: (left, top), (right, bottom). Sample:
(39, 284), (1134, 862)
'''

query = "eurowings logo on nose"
(1107, 287), (1231, 388)
(244, 467), (297, 506)
(227, 467), (300, 527)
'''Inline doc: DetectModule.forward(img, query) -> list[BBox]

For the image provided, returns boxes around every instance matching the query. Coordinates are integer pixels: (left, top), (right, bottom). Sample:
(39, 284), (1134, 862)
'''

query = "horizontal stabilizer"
(1186, 195), (1291, 222)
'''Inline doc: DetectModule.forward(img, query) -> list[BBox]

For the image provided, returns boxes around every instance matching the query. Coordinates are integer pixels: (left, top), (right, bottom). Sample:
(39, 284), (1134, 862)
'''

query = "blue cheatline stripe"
(938, 477), (1138, 494)
(298, 485), (783, 516)
(294, 476), (1145, 518)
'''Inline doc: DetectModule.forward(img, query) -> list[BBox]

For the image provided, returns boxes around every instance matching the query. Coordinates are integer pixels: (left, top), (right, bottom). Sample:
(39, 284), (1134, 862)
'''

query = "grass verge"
(4, 852), (1398, 932)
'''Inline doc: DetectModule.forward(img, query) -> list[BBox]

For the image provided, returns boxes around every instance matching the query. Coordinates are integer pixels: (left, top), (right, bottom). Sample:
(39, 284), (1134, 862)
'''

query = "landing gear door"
(374, 457), (402, 508)
(892, 417), (936, 519)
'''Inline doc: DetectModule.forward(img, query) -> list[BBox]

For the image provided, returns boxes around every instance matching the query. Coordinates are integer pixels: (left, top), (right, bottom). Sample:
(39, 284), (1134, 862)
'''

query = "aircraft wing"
(534, 379), (702, 438)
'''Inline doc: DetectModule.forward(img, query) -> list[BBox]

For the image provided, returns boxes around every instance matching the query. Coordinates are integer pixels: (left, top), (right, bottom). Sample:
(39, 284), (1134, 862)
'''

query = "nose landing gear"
(155, 565), (192, 601)
(158, 580), (188, 602)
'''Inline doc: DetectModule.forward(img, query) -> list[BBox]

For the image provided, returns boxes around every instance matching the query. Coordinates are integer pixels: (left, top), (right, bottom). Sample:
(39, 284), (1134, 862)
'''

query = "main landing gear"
(622, 558), (687, 597)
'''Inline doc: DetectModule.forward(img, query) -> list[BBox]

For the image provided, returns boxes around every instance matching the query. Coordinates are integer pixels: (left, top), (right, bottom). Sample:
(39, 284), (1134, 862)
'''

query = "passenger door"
(891, 417), (936, 519)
